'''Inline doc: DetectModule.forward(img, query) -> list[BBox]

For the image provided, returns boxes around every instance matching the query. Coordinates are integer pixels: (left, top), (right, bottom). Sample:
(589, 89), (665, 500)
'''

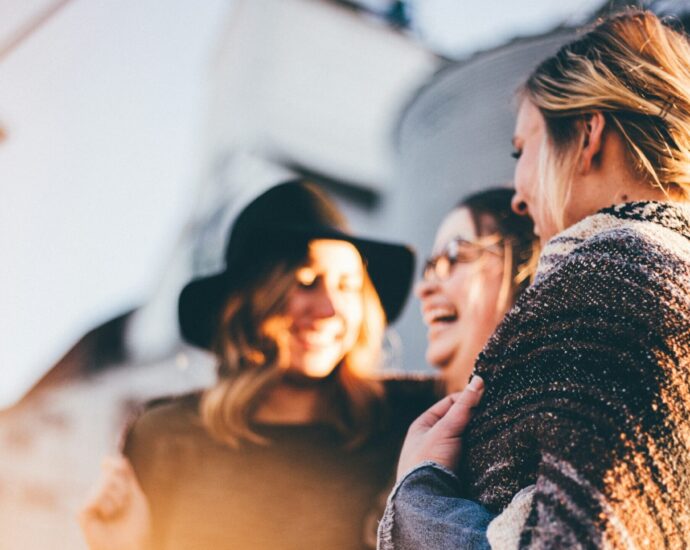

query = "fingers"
(81, 456), (137, 521)
(410, 393), (460, 431)
(434, 376), (485, 437)
(413, 375), (485, 429)
(396, 376), (485, 476)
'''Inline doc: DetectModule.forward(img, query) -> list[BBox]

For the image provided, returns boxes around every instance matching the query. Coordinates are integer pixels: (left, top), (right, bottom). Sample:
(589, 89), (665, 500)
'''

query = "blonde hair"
(522, 9), (690, 231)
(200, 254), (386, 449)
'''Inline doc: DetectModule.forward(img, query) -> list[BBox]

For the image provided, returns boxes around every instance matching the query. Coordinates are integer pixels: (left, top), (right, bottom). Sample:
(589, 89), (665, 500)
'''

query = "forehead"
(433, 208), (475, 253)
(514, 99), (544, 140)
(305, 239), (363, 272)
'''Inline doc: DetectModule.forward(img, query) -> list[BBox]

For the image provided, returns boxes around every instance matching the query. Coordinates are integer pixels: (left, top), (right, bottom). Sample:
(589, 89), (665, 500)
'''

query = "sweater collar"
(598, 201), (690, 241)
(535, 201), (690, 282)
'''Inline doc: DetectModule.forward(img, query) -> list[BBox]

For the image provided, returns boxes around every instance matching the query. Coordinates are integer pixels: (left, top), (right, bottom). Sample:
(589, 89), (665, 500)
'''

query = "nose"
(511, 192), (529, 217)
(414, 277), (438, 300)
(311, 282), (337, 319)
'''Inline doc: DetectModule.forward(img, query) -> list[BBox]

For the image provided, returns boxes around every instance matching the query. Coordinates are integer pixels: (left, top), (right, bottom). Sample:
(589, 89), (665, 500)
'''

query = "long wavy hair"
(522, 9), (690, 231)
(200, 248), (386, 449)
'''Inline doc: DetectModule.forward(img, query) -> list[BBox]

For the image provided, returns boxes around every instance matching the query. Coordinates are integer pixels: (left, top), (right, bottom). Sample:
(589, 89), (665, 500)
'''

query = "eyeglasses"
(422, 235), (504, 282)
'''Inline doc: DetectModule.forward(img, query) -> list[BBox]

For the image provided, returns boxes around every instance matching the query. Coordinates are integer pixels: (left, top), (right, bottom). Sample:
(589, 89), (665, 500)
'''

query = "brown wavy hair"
(200, 251), (386, 449)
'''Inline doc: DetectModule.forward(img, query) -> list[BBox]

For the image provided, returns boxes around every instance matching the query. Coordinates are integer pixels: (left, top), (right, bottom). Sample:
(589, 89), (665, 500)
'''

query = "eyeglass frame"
(422, 234), (505, 282)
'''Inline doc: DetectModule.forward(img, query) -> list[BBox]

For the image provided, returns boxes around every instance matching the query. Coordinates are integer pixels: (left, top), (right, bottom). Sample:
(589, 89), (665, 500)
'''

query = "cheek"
(449, 266), (501, 320)
(515, 155), (537, 199)
(283, 293), (305, 325)
(444, 266), (478, 308)
(444, 277), (470, 311)
(350, 304), (364, 336)
(339, 297), (364, 336)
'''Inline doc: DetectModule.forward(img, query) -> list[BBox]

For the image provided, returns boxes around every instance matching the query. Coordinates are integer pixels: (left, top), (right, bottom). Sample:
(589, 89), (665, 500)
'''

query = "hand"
(396, 375), (484, 480)
(78, 456), (152, 550)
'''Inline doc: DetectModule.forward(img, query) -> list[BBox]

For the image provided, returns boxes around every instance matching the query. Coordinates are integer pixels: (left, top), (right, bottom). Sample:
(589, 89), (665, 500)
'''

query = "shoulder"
(479, 203), (690, 374)
(122, 392), (210, 499)
(380, 374), (437, 398)
(122, 392), (204, 453)
(537, 203), (690, 284)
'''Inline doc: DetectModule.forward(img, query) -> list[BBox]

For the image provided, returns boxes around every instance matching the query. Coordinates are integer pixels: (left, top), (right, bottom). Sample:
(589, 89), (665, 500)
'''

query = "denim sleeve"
(377, 461), (495, 550)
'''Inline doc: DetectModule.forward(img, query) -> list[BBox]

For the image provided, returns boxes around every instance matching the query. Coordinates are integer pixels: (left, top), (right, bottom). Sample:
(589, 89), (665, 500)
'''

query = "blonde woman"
(382, 10), (690, 549)
(80, 181), (437, 550)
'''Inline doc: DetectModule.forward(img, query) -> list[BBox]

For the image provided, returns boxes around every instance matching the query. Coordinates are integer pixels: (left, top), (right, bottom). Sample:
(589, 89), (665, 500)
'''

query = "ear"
(579, 112), (606, 174)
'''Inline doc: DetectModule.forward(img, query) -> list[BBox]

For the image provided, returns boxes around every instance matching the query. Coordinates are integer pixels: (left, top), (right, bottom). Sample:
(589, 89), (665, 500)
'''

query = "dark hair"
(459, 187), (539, 304)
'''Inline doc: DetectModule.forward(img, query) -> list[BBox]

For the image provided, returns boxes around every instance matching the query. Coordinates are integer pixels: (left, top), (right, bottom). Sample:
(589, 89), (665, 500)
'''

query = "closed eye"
(339, 277), (363, 292)
(295, 268), (318, 289)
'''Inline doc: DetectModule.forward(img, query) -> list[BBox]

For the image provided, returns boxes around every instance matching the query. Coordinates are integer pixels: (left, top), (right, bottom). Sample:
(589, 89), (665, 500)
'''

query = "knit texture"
(460, 202), (690, 549)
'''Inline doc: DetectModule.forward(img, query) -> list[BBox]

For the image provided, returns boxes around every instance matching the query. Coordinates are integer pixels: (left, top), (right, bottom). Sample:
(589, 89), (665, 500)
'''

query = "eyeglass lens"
(423, 237), (501, 281)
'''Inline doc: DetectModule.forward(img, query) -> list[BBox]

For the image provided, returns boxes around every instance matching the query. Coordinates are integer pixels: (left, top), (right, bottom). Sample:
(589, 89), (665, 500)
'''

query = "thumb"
(433, 376), (484, 438)
(410, 393), (462, 432)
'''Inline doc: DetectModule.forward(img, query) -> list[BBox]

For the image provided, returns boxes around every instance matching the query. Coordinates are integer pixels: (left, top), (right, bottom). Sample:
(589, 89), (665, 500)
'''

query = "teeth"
(298, 330), (339, 346)
(424, 307), (458, 325)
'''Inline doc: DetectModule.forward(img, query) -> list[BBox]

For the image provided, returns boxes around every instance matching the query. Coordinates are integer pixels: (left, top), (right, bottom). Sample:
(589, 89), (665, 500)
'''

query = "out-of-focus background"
(1, 0), (687, 547)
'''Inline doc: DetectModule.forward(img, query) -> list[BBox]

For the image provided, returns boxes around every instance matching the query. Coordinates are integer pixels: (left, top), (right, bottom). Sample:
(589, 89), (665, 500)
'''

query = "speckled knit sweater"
(461, 201), (690, 549)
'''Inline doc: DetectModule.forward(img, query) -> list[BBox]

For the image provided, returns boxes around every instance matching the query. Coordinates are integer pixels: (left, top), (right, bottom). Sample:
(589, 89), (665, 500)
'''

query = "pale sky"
(411, 0), (603, 58)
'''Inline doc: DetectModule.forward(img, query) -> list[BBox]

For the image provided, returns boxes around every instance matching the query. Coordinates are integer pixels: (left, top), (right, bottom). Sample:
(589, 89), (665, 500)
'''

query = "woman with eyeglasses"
(79, 180), (437, 550)
(415, 188), (538, 394)
(380, 9), (690, 549)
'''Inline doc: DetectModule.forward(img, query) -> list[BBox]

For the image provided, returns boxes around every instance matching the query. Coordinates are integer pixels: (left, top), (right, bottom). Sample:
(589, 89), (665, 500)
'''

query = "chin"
(300, 353), (343, 378)
(426, 357), (446, 371)
(425, 346), (456, 372)
(301, 366), (337, 379)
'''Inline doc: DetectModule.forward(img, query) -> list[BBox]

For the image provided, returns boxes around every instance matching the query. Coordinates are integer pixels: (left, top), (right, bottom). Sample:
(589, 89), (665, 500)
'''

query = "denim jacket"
(377, 461), (495, 550)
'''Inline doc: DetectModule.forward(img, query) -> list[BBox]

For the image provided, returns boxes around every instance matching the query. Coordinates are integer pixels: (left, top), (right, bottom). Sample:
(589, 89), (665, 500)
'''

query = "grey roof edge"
(391, 24), (581, 153)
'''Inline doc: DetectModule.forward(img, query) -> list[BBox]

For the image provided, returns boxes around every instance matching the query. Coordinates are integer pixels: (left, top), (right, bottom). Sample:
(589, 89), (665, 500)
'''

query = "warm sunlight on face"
(284, 239), (365, 378)
(415, 208), (505, 392)
(511, 98), (558, 244)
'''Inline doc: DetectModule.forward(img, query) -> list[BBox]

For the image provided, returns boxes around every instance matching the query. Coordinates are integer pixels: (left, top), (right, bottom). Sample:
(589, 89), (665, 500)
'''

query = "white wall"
(0, 0), (228, 408)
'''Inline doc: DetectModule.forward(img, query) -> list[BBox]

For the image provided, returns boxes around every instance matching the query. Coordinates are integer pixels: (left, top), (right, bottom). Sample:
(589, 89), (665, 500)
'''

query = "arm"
(378, 462), (494, 550)
(377, 378), (495, 549)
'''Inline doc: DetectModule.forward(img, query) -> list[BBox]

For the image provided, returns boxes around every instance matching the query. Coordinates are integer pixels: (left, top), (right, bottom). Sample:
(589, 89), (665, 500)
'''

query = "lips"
(422, 305), (458, 326)
(293, 327), (342, 350)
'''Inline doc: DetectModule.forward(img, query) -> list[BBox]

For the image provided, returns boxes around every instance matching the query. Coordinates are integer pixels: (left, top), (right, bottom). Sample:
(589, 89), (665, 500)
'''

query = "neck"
(253, 381), (328, 425)
(566, 173), (670, 230)
(610, 179), (670, 205)
(570, 129), (672, 224)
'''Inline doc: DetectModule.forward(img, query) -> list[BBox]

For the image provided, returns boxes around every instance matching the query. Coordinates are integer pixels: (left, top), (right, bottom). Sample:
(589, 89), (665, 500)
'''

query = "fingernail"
(468, 375), (484, 392)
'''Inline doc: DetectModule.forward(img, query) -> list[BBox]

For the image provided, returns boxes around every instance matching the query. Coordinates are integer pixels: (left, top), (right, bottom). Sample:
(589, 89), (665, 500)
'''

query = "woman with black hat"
(79, 180), (437, 550)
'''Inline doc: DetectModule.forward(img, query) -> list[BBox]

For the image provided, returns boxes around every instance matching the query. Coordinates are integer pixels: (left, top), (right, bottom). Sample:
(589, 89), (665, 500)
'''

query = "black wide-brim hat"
(179, 181), (415, 350)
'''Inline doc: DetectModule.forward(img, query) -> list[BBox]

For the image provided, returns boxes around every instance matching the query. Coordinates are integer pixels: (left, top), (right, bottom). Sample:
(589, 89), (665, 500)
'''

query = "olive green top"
(123, 377), (437, 550)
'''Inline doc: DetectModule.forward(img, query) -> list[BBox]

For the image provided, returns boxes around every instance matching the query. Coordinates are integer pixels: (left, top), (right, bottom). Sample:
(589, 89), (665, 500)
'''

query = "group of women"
(80, 9), (690, 549)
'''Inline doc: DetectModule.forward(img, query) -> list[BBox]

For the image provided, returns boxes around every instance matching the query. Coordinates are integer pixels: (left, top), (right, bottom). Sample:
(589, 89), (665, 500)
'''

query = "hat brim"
(179, 226), (415, 350)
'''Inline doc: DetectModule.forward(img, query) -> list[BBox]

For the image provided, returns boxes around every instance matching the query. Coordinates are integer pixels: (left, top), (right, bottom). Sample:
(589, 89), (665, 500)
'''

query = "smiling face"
(511, 98), (559, 244)
(415, 208), (505, 392)
(283, 239), (365, 379)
